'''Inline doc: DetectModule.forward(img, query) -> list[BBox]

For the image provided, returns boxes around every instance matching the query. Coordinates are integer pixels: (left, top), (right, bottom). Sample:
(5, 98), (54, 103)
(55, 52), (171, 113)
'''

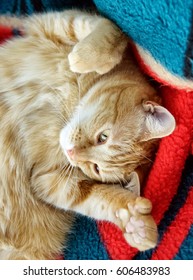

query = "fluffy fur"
(0, 10), (175, 259)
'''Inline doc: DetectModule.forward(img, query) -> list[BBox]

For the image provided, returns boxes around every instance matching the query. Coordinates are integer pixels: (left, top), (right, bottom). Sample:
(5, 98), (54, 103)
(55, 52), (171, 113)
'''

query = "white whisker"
(48, 165), (72, 193)
(64, 165), (74, 190)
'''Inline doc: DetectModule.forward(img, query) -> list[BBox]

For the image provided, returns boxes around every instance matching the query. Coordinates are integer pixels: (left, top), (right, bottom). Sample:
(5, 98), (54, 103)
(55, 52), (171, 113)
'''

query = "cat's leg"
(26, 9), (128, 72)
(1, 11), (127, 84)
(71, 181), (158, 251)
(67, 16), (128, 74)
(32, 168), (157, 251)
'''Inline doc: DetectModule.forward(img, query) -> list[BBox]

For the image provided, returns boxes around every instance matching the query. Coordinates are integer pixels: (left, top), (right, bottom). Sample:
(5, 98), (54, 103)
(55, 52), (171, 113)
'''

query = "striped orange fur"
(0, 10), (175, 259)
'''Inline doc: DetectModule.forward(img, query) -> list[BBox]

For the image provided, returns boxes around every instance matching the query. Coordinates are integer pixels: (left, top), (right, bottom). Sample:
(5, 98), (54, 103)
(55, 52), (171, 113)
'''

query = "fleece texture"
(94, 0), (193, 81)
(0, 0), (193, 260)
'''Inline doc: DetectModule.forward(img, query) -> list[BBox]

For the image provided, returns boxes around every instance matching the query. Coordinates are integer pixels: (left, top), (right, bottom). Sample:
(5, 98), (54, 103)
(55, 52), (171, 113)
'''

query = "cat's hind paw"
(116, 197), (158, 251)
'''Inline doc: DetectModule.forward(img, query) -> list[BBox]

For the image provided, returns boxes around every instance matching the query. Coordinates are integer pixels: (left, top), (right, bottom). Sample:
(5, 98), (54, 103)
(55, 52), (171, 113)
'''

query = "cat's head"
(60, 79), (175, 183)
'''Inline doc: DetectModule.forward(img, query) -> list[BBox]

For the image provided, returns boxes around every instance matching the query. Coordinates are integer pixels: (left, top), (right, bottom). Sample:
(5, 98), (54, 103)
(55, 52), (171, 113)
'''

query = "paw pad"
(116, 197), (158, 251)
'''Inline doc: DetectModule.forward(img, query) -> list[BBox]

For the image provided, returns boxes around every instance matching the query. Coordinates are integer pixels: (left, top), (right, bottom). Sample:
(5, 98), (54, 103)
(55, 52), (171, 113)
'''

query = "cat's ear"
(124, 172), (140, 196)
(142, 101), (176, 140)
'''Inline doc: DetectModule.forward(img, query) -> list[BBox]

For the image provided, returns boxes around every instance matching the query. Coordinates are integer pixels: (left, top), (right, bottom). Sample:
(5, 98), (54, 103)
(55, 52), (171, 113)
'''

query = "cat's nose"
(66, 148), (75, 159)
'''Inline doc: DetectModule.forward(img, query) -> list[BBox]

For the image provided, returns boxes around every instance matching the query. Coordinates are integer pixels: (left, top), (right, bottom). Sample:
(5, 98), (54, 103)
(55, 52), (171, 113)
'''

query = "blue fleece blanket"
(94, 0), (193, 83)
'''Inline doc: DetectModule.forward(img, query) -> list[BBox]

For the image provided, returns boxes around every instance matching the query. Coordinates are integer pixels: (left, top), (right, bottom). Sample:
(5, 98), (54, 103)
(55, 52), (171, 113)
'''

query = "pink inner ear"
(144, 103), (176, 140)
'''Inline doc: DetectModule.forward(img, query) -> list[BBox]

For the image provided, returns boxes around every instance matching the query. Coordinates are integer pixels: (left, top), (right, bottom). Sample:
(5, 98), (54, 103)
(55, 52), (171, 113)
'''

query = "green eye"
(97, 130), (109, 144)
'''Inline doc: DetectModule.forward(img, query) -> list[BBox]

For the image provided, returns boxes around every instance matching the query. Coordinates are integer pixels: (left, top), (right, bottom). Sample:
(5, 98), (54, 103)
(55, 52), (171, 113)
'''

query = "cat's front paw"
(68, 41), (118, 74)
(116, 197), (158, 251)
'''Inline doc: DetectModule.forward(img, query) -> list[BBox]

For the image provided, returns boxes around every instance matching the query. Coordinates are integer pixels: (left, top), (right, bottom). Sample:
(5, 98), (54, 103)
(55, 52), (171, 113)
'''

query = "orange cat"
(0, 10), (175, 259)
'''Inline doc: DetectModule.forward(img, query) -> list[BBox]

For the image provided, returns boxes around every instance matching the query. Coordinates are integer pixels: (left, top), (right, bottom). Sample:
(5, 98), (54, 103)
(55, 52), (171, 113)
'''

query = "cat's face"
(60, 80), (175, 183)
